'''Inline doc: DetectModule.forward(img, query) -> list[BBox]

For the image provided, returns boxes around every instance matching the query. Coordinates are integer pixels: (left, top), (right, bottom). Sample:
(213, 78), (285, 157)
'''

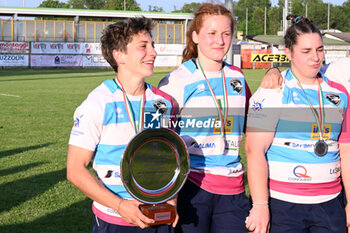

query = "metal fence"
(0, 19), (185, 44)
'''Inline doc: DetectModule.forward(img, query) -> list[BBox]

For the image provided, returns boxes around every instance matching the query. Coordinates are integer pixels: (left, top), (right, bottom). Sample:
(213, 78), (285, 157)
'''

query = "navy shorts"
(270, 193), (347, 233)
(175, 180), (250, 233)
(92, 215), (174, 233)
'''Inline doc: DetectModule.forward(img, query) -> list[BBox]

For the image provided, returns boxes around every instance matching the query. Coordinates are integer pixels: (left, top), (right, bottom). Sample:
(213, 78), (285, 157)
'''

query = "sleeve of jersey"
(68, 101), (102, 151)
(246, 87), (281, 132)
(245, 80), (252, 112)
(158, 73), (184, 109)
(328, 80), (350, 143)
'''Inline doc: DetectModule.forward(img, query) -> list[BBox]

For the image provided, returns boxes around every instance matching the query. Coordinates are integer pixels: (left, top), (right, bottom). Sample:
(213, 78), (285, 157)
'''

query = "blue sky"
(1, 0), (347, 12)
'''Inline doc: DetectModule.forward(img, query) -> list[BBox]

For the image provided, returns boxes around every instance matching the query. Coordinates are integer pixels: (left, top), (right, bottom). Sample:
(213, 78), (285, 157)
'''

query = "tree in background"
(37, 0), (350, 35)
(234, 0), (350, 37)
(268, 6), (282, 35)
(39, 0), (69, 8)
(104, 0), (141, 11)
(172, 2), (201, 13)
(68, 0), (106, 9)
(148, 5), (164, 12)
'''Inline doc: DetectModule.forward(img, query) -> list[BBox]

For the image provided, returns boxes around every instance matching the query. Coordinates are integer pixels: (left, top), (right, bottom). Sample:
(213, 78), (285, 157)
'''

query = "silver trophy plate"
(121, 128), (189, 204)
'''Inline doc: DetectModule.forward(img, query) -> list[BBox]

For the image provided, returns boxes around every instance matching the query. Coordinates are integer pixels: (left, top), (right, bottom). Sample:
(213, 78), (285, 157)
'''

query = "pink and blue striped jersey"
(69, 79), (176, 225)
(247, 69), (350, 204)
(159, 59), (251, 195)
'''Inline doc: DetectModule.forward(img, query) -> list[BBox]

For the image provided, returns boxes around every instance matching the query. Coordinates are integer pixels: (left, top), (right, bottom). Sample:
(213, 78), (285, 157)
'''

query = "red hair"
(182, 3), (234, 63)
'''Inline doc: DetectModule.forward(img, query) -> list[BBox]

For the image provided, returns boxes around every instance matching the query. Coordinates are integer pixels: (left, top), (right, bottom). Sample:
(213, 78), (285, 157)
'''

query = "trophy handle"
(139, 203), (176, 226)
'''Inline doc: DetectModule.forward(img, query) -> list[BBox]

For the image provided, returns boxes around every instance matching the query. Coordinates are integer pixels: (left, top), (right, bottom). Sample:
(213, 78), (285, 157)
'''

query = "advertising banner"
(154, 44), (184, 55)
(0, 55), (29, 66)
(82, 43), (102, 54)
(0, 42), (29, 53)
(31, 42), (103, 55)
(82, 55), (109, 67)
(31, 42), (83, 54)
(154, 56), (178, 67)
(325, 54), (346, 64)
(251, 54), (289, 63)
(31, 55), (82, 67)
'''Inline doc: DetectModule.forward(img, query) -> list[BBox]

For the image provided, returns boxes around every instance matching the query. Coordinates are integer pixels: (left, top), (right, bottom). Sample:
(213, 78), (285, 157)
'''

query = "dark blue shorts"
(175, 180), (250, 233)
(92, 215), (174, 233)
(270, 193), (346, 233)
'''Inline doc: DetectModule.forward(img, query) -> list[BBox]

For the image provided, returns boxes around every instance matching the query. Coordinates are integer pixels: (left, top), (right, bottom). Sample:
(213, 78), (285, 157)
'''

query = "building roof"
(323, 32), (350, 43)
(247, 34), (350, 46)
(0, 7), (194, 21)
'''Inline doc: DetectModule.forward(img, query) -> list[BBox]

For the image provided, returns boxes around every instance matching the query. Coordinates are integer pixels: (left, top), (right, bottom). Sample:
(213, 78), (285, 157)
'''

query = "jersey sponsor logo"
(251, 54), (289, 63)
(191, 142), (216, 149)
(230, 79), (243, 94)
(213, 116), (233, 134)
(225, 139), (240, 150)
(228, 163), (243, 175)
(325, 93), (341, 106)
(197, 83), (205, 92)
(74, 114), (83, 128)
(330, 166), (340, 175)
(310, 123), (332, 140)
(104, 170), (121, 178)
(288, 142), (313, 149)
(152, 100), (168, 115)
(292, 92), (300, 101)
(252, 99), (265, 111)
(293, 165), (310, 178)
(288, 165), (312, 182)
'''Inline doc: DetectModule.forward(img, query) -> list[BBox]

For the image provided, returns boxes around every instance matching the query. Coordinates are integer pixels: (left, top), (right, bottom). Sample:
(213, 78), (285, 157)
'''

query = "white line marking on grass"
(0, 93), (20, 98)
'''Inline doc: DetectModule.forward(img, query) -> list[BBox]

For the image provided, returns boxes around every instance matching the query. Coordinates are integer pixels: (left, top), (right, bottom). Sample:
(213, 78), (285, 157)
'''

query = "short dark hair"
(100, 17), (154, 72)
(284, 14), (322, 51)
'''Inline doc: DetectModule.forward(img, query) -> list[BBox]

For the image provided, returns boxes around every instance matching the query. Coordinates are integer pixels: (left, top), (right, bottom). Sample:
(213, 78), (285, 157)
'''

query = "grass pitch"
(0, 67), (266, 232)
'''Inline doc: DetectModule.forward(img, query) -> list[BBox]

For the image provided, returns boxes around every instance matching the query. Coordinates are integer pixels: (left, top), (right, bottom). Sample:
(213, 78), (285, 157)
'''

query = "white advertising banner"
(154, 44), (184, 55)
(31, 42), (82, 54)
(82, 55), (109, 67)
(325, 54), (346, 64)
(31, 55), (82, 67)
(0, 55), (29, 66)
(0, 42), (29, 54)
(82, 43), (102, 54)
(154, 56), (178, 67)
(31, 42), (103, 55)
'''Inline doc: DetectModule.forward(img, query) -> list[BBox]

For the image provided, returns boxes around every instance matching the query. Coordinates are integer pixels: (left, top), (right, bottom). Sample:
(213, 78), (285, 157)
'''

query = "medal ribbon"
(114, 76), (145, 133)
(196, 59), (228, 136)
(290, 70), (325, 140)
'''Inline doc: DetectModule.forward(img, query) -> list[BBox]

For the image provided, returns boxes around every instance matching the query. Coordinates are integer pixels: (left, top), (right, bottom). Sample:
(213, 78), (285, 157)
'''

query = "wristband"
(252, 202), (269, 207)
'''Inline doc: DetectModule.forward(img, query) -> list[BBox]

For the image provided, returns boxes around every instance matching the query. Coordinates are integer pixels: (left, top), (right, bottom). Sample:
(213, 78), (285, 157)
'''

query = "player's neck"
(292, 68), (318, 86)
(117, 74), (145, 96)
(197, 57), (223, 72)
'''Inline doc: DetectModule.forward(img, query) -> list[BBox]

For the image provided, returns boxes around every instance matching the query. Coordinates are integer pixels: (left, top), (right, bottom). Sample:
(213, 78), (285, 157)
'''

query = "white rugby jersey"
(69, 79), (176, 225)
(159, 59), (251, 195)
(247, 69), (350, 204)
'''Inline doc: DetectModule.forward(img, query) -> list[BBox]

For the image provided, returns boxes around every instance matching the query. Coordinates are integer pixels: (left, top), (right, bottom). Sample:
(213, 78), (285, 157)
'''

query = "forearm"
(67, 163), (121, 211)
(244, 131), (272, 233)
(66, 145), (122, 212)
(66, 145), (155, 228)
(246, 150), (269, 204)
(339, 143), (350, 229)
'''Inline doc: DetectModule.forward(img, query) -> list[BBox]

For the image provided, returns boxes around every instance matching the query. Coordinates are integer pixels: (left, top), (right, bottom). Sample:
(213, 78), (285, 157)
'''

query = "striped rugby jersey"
(247, 68), (350, 204)
(159, 59), (251, 195)
(68, 79), (176, 225)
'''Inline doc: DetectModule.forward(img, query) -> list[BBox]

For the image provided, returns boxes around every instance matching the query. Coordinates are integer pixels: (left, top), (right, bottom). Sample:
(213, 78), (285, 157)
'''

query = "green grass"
(0, 67), (265, 232)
